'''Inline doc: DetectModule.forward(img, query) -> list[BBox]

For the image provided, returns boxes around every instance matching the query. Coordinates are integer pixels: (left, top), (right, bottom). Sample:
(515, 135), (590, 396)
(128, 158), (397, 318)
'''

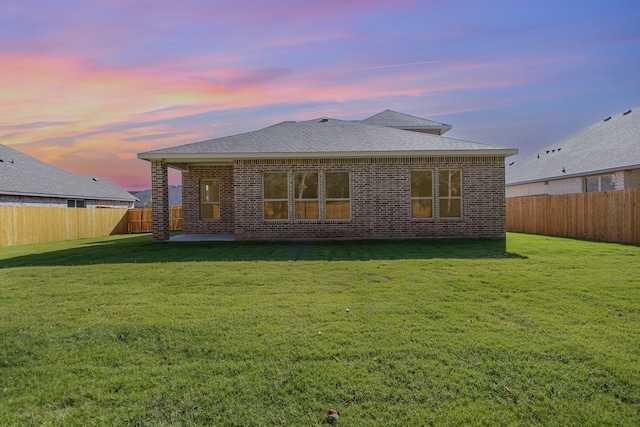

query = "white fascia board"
(0, 189), (136, 201)
(139, 148), (519, 162)
(506, 163), (640, 187)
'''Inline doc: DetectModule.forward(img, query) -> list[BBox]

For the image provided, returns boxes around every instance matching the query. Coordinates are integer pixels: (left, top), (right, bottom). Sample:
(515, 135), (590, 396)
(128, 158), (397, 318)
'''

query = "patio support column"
(151, 159), (170, 242)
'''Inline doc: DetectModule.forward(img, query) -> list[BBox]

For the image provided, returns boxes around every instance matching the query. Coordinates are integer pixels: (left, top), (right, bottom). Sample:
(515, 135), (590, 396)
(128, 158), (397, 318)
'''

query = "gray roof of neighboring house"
(506, 107), (640, 186)
(0, 143), (138, 202)
(361, 109), (452, 134)
(139, 115), (516, 163)
(131, 185), (182, 207)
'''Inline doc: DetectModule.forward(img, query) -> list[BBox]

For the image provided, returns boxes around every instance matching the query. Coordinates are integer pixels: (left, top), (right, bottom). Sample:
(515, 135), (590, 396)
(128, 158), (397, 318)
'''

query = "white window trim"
(262, 171), (289, 221)
(294, 171), (320, 220)
(438, 168), (463, 219)
(325, 171), (351, 221)
(410, 169), (434, 219)
(200, 179), (220, 220)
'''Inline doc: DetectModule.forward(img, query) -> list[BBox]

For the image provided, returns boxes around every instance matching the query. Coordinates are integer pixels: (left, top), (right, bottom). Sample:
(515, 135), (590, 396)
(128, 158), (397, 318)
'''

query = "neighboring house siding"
(506, 177), (583, 197)
(182, 165), (235, 234)
(505, 170), (636, 197)
(86, 200), (134, 208)
(623, 169), (640, 189)
(231, 156), (506, 240)
(0, 195), (69, 207)
(0, 195), (132, 208)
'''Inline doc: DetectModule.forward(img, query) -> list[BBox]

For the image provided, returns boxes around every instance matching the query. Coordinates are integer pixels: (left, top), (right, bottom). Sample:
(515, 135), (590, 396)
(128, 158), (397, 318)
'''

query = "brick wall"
(151, 160), (170, 242)
(229, 157), (506, 240)
(182, 165), (235, 234)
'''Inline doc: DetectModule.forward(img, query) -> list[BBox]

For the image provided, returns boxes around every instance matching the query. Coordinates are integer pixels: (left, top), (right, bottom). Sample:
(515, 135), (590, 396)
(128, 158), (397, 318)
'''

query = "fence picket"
(126, 207), (182, 233)
(507, 189), (640, 244)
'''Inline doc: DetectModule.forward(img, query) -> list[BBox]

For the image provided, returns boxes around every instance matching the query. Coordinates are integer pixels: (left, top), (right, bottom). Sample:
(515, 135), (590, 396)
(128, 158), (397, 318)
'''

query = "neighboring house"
(130, 185), (182, 207)
(138, 110), (517, 241)
(506, 107), (640, 197)
(0, 143), (137, 208)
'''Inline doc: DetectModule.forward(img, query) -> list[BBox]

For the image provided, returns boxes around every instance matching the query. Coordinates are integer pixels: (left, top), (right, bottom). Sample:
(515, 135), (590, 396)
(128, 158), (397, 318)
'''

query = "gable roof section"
(0, 143), (137, 202)
(362, 109), (452, 134)
(139, 117), (515, 167)
(506, 107), (640, 186)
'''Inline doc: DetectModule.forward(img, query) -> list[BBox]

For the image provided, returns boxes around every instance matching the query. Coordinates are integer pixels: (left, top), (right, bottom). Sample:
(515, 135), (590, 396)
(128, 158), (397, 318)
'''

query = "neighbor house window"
(67, 200), (85, 208)
(263, 172), (289, 220)
(200, 179), (220, 219)
(325, 171), (350, 219)
(585, 175), (615, 192)
(439, 169), (462, 218)
(410, 170), (433, 218)
(294, 171), (319, 219)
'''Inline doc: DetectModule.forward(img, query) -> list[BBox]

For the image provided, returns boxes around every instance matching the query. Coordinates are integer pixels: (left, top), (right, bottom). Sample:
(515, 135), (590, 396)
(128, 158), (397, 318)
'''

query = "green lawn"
(0, 233), (638, 426)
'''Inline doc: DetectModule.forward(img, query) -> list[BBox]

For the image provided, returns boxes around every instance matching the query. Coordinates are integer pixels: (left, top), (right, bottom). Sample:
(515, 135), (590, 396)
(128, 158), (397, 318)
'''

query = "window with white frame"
(439, 169), (462, 218)
(410, 170), (433, 218)
(67, 199), (85, 208)
(585, 174), (615, 192)
(294, 171), (319, 219)
(325, 171), (350, 219)
(200, 179), (220, 219)
(263, 172), (289, 220)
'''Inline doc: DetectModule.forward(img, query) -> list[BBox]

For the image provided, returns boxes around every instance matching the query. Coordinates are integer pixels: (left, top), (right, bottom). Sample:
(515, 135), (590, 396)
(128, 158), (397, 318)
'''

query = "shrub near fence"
(127, 207), (182, 233)
(0, 206), (129, 248)
(506, 188), (640, 244)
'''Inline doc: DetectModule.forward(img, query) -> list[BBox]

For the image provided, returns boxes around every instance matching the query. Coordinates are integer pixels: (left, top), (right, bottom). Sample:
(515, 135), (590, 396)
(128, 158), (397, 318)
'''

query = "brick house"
(138, 110), (517, 241)
(506, 107), (640, 197)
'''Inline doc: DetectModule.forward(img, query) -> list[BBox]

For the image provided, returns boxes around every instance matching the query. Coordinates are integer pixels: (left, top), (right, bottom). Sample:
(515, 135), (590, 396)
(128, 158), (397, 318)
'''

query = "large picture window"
(410, 170), (433, 218)
(325, 171), (350, 219)
(439, 169), (462, 218)
(263, 172), (289, 220)
(294, 171), (319, 219)
(200, 179), (220, 219)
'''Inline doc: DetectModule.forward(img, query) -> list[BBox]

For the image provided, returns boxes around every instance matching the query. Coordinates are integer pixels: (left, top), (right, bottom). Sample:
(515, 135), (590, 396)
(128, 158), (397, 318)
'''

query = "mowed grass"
(0, 233), (638, 426)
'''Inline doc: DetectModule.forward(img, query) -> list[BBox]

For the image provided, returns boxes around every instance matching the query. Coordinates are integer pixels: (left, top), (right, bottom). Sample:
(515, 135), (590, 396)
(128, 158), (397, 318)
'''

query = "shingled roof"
(361, 109), (452, 134)
(139, 115), (515, 166)
(506, 107), (640, 186)
(0, 143), (137, 202)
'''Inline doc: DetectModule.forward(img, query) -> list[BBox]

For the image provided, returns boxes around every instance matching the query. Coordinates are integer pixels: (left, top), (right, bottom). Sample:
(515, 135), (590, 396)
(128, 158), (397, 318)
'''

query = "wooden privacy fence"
(127, 207), (182, 233)
(0, 206), (129, 248)
(506, 188), (640, 244)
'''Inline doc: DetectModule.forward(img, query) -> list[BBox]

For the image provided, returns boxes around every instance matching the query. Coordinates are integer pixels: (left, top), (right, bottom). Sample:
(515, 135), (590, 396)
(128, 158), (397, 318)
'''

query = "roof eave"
(139, 148), (518, 162)
(389, 125), (453, 132)
(506, 163), (640, 187)
(0, 189), (137, 202)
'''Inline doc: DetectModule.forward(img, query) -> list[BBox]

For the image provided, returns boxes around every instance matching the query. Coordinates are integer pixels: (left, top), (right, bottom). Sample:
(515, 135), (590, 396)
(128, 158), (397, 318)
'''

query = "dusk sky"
(2, 0), (639, 190)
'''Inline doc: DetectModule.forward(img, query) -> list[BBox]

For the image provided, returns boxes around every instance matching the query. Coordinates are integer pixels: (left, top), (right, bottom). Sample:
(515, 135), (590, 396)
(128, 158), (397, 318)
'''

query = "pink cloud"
(0, 45), (595, 190)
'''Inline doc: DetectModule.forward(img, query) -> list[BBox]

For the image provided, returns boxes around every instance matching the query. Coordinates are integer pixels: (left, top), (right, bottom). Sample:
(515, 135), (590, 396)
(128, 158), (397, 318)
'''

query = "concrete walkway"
(169, 234), (235, 242)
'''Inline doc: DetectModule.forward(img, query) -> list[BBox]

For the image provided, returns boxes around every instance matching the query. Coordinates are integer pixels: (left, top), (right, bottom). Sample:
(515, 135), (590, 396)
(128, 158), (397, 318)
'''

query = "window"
(410, 170), (433, 218)
(601, 175), (615, 191)
(325, 171), (350, 219)
(294, 172), (319, 219)
(67, 200), (85, 208)
(585, 174), (616, 192)
(263, 172), (289, 220)
(200, 179), (220, 219)
(439, 169), (461, 218)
